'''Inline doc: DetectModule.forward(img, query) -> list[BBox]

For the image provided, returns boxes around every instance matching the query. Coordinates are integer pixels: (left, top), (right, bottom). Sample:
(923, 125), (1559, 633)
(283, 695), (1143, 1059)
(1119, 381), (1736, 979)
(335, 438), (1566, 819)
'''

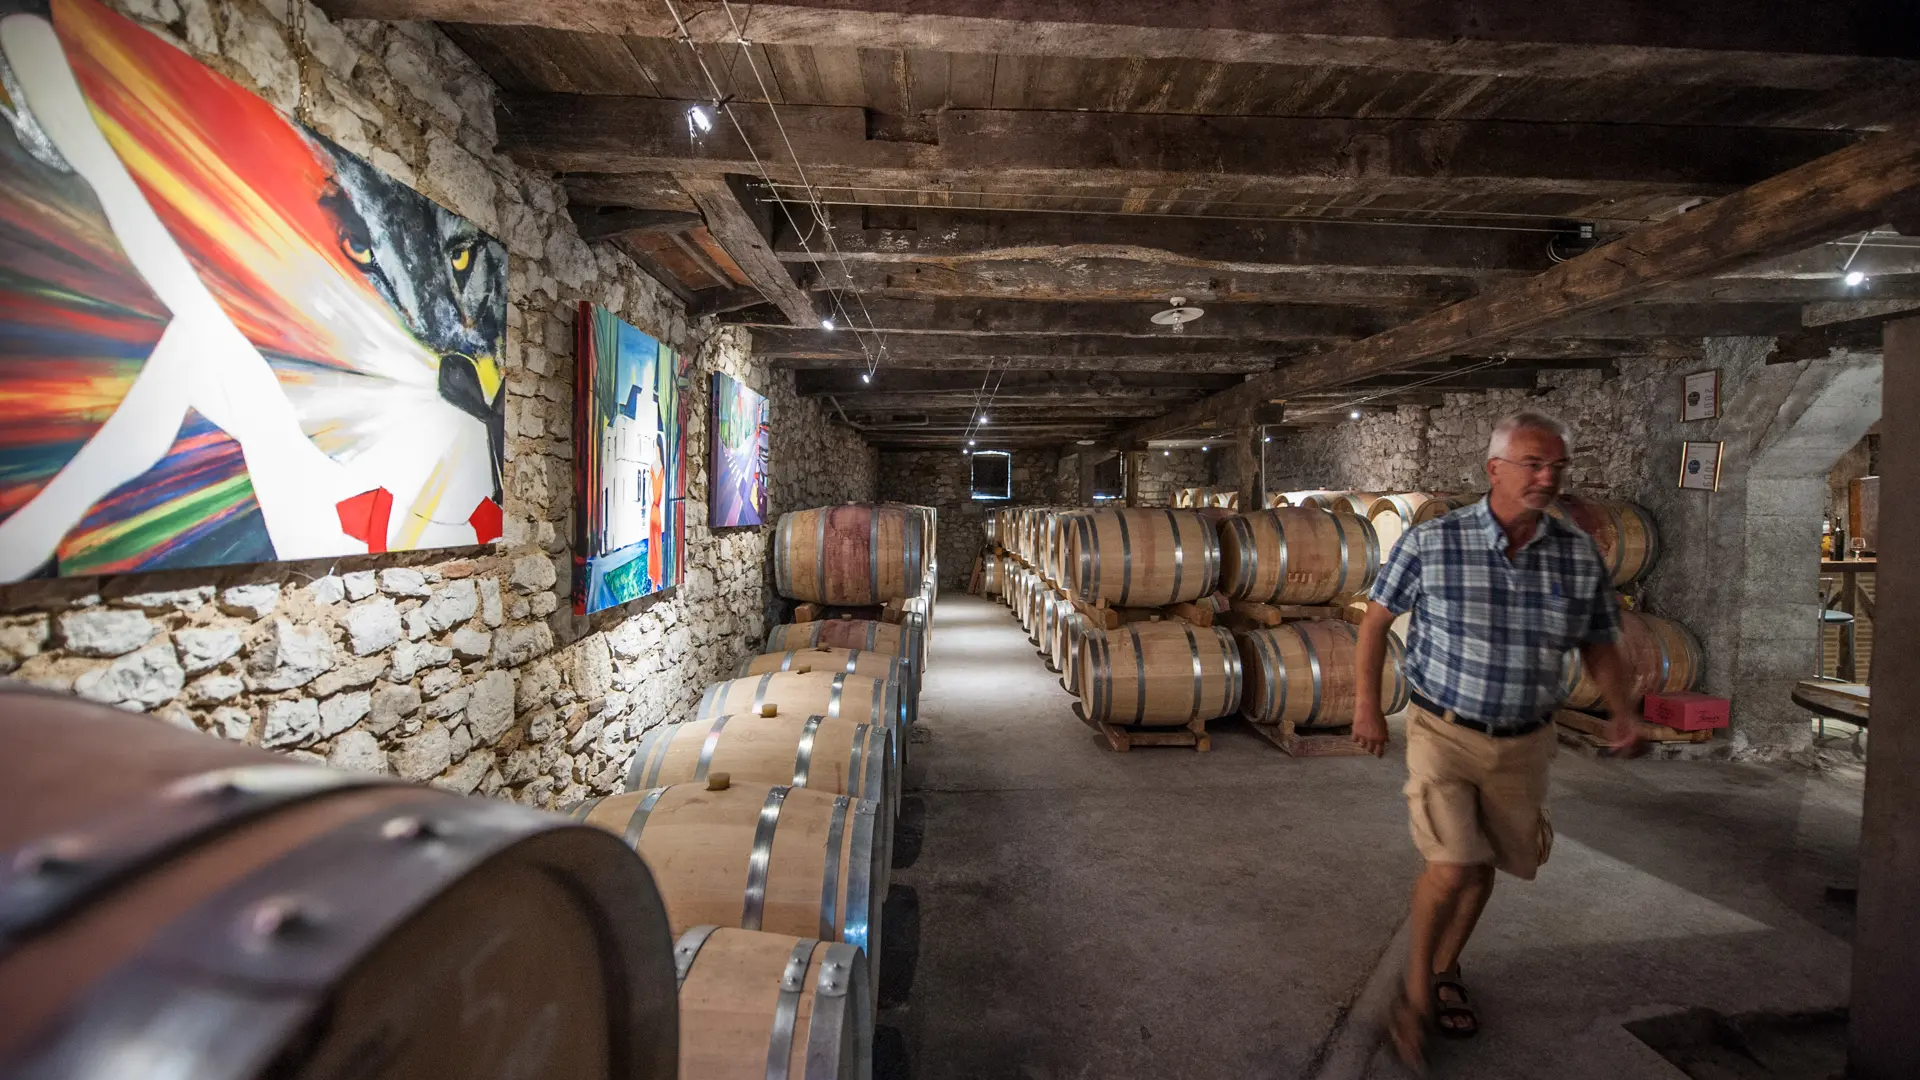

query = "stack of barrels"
(566, 501), (939, 1077)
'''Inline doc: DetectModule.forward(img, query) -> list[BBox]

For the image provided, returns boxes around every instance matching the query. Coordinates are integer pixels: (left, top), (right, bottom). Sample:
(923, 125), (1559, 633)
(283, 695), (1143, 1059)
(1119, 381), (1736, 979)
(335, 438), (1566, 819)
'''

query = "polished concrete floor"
(883, 594), (1863, 1080)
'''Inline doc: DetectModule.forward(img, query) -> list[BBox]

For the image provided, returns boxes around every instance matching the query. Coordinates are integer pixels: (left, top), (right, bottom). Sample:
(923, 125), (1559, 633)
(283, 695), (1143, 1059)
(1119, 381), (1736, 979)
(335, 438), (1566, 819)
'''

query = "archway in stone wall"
(1638, 340), (1882, 756)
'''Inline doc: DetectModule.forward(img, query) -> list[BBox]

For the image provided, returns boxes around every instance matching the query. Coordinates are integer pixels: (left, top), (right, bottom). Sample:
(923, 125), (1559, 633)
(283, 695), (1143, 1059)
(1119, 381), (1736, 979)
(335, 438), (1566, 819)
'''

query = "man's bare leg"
(1428, 863), (1493, 1033)
(1404, 864), (1486, 1029)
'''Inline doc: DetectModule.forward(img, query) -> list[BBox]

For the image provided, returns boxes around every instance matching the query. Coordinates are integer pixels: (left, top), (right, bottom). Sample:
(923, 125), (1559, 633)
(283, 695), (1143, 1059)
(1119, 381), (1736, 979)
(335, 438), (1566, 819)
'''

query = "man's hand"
(1606, 712), (1645, 758)
(1580, 640), (1643, 760)
(1352, 704), (1389, 757)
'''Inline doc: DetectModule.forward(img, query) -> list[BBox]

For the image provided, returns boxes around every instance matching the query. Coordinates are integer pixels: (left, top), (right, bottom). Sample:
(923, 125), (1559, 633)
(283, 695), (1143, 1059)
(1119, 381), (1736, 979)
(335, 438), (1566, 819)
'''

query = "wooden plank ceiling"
(326, 0), (1920, 450)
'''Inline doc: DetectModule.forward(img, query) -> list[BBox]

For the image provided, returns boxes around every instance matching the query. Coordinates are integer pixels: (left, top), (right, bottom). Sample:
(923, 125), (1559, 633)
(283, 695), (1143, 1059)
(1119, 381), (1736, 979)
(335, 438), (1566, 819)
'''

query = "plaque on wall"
(1681, 369), (1720, 422)
(1678, 441), (1724, 491)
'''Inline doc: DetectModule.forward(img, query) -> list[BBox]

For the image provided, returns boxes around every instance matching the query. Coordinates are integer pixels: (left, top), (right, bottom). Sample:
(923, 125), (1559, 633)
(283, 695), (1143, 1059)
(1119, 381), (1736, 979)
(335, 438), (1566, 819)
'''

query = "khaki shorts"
(1404, 702), (1557, 880)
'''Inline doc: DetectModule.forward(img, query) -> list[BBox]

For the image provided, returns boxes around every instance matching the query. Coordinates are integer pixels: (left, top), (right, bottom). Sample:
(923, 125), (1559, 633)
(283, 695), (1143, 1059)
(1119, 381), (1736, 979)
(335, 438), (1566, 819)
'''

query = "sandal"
(1386, 986), (1430, 1073)
(1430, 966), (1478, 1039)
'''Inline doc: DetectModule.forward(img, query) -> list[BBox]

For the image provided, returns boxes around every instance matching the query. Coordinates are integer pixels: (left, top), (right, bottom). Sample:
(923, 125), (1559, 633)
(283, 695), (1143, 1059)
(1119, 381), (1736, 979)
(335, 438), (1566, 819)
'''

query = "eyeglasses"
(1492, 457), (1572, 476)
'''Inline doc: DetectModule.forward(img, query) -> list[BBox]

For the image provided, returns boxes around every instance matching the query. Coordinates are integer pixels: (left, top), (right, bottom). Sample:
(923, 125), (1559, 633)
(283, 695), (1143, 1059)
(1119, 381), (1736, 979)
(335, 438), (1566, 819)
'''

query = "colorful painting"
(574, 302), (687, 614)
(710, 372), (769, 527)
(0, 0), (508, 582)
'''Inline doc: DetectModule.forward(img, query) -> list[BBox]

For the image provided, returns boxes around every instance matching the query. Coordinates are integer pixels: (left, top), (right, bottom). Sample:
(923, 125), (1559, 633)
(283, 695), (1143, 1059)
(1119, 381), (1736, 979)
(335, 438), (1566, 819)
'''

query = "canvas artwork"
(574, 302), (688, 614)
(0, 0), (508, 582)
(710, 372), (770, 527)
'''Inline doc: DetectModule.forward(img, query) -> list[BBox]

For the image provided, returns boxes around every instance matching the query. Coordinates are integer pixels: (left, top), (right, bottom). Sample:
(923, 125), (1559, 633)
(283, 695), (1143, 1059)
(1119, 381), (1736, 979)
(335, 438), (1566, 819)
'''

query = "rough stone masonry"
(0, 0), (875, 807)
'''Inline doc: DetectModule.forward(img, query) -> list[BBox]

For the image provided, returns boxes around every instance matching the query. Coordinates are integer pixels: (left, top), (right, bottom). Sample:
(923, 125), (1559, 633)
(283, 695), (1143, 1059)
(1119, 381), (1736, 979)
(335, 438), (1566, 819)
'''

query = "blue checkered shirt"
(1370, 497), (1620, 729)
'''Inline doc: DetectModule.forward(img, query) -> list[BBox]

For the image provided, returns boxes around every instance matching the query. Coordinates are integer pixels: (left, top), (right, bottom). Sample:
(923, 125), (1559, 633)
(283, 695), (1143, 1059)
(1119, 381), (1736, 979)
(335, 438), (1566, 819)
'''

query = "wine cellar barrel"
(1063, 509), (1221, 607)
(1218, 508), (1380, 604)
(1561, 609), (1702, 709)
(1549, 494), (1660, 586)
(675, 926), (873, 1080)
(623, 713), (892, 810)
(1077, 620), (1243, 727)
(0, 689), (679, 1080)
(773, 504), (928, 605)
(696, 671), (905, 740)
(1366, 492), (1470, 558)
(573, 782), (884, 954)
(737, 647), (912, 697)
(766, 619), (922, 673)
(983, 552), (1005, 596)
(1238, 620), (1411, 728)
(1058, 610), (1091, 696)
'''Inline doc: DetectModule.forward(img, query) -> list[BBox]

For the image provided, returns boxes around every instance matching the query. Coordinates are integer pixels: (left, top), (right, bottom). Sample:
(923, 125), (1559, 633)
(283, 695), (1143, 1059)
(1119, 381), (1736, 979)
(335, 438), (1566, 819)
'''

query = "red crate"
(1643, 691), (1730, 732)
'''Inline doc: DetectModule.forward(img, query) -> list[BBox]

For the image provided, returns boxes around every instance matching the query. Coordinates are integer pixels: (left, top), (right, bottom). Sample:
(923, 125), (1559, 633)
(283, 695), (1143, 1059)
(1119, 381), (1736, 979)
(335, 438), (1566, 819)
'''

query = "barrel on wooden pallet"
(675, 927), (872, 1080)
(1549, 494), (1660, 586)
(627, 713), (892, 808)
(1077, 620), (1244, 726)
(1059, 611), (1091, 697)
(767, 619), (922, 677)
(1063, 508), (1222, 607)
(983, 552), (1005, 596)
(0, 688), (679, 1080)
(1039, 588), (1070, 663)
(573, 782), (884, 955)
(1218, 508), (1380, 604)
(1238, 620), (1411, 728)
(1367, 492), (1471, 558)
(1287, 490), (1347, 511)
(1561, 609), (1702, 709)
(774, 504), (928, 605)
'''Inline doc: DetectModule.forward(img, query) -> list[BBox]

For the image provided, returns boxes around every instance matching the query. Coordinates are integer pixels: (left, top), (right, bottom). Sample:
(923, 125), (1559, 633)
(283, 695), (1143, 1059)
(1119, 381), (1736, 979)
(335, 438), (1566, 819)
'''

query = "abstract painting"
(0, 0), (508, 582)
(709, 372), (769, 527)
(574, 302), (687, 614)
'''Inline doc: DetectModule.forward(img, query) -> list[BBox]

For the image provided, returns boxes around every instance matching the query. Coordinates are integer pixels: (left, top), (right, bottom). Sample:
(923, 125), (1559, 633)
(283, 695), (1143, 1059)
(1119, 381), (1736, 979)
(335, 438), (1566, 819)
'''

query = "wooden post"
(1851, 317), (1920, 1078)
(1078, 451), (1098, 506)
(1233, 411), (1260, 512)
(1124, 451), (1143, 507)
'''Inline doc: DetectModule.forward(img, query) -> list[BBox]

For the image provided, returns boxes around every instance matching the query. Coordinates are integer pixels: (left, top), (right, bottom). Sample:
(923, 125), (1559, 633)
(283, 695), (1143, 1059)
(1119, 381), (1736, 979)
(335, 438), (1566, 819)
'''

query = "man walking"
(1350, 410), (1639, 1069)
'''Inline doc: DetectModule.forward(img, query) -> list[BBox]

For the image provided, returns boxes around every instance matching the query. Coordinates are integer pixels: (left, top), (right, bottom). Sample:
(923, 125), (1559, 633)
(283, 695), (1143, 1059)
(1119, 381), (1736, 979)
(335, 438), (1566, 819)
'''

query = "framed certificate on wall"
(1682, 369), (1720, 422)
(1679, 441), (1723, 491)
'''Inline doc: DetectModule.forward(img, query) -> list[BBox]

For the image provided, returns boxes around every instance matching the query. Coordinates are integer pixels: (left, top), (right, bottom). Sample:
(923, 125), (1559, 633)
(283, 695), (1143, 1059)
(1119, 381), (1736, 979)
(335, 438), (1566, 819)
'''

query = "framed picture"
(709, 372), (770, 527)
(573, 303), (689, 614)
(1679, 441), (1723, 491)
(0, 0), (509, 580)
(1682, 369), (1720, 422)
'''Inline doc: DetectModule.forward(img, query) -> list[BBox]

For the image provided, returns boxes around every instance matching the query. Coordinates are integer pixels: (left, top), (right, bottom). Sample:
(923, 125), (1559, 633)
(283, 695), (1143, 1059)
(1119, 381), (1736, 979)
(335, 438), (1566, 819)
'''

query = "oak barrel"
(1063, 509), (1222, 607)
(1059, 611), (1092, 697)
(774, 504), (928, 605)
(1238, 620), (1411, 728)
(739, 646), (909, 688)
(1077, 620), (1244, 726)
(766, 620), (922, 679)
(1366, 492), (1467, 558)
(624, 713), (892, 810)
(1548, 494), (1660, 586)
(0, 688), (678, 1080)
(697, 671), (905, 742)
(1218, 508), (1380, 604)
(1560, 609), (1702, 709)
(983, 552), (1004, 596)
(675, 926), (872, 1080)
(573, 783), (883, 956)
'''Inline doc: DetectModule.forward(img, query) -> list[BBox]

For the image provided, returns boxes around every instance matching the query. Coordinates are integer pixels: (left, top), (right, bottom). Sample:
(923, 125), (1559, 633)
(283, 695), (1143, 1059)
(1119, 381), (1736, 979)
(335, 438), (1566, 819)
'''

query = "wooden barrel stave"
(675, 926), (871, 1080)
(1218, 508), (1380, 605)
(1077, 620), (1244, 726)
(1064, 509), (1222, 607)
(774, 504), (927, 605)
(1238, 620), (1410, 728)
(0, 689), (678, 1080)
(1561, 609), (1701, 709)
(623, 713), (892, 810)
(1549, 494), (1660, 586)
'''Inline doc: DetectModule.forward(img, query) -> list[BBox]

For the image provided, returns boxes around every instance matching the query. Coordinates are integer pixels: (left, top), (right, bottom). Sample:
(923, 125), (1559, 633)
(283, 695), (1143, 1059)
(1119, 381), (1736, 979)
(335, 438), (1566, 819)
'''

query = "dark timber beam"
(795, 369), (1241, 395)
(1111, 123), (1920, 448)
(329, 0), (1916, 88)
(498, 97), (1855, 201)
(680, 175), (820, 326)
(754, 331), (1291, 371)
(563, 171), (696, 212)
(568, 207), (702, 242)
(819, 261), (1486, 306)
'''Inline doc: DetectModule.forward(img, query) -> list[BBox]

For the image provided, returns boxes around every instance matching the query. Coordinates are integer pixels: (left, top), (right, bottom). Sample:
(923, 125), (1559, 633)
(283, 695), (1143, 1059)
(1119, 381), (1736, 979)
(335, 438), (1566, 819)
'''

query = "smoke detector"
(1150, 296), (1205, 333)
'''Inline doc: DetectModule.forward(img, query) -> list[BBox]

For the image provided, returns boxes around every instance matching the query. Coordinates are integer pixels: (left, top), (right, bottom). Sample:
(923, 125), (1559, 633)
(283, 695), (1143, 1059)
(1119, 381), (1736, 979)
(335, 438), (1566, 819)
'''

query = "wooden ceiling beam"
(499, 97), (1855, 201)
(328, 0), (1915, 88)
(795, 369), (1241, 394)
(1110, 123), (1920, 449)
(678, 174), (821, 326)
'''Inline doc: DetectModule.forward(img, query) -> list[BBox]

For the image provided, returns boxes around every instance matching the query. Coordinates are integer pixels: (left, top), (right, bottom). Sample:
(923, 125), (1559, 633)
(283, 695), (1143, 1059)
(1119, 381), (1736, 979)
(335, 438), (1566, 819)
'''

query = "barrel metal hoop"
(752, 672), (776, 713)
(694, 714), (733, 781)
(1164, 509), (1185, 605)
(5, 795), (562, 1080)
(842, 801), (879, 953)
(1218, 626), (1244, 717)
(1182, 623), (1203, 722)
(0, 765), (397, 957)
(1115, 512), (1133, 606)
(742, 787), (791, 931)
(642, 726), (680, 790)
(775, 515), (791, 596)
(828, 673), (846, 718)
(802, 943), (862, 1080)
(868, 510), (882, 605)
(1257, 628), (1282, 722)
(1233, 516), (1257, 598)
(1360, 513), (1381, 584)
(765, 937), (820, 1080)
(1128, 623), (1148, 726)
(569, 796), (607, 823)
(1274, 516), (1290, 604)
(697, 682), (719, 721)
(794, 715), (825, 786)
(674, 924), (723, 988)
(1333, 513), (1353, 596)
(814, 509), (831, 604)
(1303, 624), (1325, 723)
(625, 726), (664, 792)
(819, 795), (851, 940)
(1202, 513), (1222, 594)
(622, 787), (668, 847)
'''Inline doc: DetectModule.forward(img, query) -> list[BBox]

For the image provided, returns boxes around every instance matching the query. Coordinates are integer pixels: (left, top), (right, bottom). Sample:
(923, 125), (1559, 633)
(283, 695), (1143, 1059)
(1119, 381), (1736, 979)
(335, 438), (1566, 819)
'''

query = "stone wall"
(0, 0), (872, 807)
(877, 448), (1067, 587)
(1136, 449), (1216, 508)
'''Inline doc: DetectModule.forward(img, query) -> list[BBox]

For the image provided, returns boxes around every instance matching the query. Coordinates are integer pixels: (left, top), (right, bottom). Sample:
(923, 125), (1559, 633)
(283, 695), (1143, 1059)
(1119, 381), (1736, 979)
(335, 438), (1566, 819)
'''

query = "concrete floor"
(884, 594), (1863, 1080)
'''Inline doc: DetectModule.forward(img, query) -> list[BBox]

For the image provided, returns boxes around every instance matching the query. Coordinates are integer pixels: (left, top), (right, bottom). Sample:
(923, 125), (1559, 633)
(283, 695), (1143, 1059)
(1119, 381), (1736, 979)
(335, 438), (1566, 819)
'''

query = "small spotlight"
(821, 317), (836, 331)
(860, 372), (871, 383)
(978, 415), (989, 425)
(1263, 435), (1271, 443)
(1845, 270), (1867, 287)
(687, 105), (713, 134)
(1201, 444), (1209, 452)
(1350, 410), (1361, 419)
(968, 439), (976, 446)
(1163, 450), (1170, 457)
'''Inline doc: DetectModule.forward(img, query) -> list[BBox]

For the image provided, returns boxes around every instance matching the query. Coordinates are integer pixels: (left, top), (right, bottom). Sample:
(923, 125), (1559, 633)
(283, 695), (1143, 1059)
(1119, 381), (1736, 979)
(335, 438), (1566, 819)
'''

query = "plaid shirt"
(1370, 497), (1620, 729)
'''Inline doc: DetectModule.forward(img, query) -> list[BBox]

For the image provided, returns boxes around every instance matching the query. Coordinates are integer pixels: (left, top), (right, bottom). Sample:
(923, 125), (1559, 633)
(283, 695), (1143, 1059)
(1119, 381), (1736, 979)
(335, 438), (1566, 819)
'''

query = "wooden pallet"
(1552, 708), (1713, 744)
(1072, 702), (1211, 751)
(1248, 719), (1373, 757)
(1221, 600), (1348, 629)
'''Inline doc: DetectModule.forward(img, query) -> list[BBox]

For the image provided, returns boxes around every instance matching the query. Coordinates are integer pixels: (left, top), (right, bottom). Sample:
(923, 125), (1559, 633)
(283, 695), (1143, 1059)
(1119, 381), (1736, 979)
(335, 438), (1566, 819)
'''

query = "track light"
(968, 439), (976, 446)
(1263, 435), (1271, 443)
(1845, 270), (1867, 287)
(687, 105), (713, 134)
(1163, 450), (1170, 457)
(1201, 444), (1209, 452)
(821, 317), (836, 331)
(978, 415), (989, 425)
(1350, 410), (1362, 419)
(860, 372), (871, 383)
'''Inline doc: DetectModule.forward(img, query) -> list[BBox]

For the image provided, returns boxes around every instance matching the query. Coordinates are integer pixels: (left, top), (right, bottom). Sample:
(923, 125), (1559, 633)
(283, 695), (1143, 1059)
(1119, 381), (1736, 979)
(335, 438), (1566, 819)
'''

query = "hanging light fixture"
(1150, 295), (1205, 335)
(687, 104), (713, 135)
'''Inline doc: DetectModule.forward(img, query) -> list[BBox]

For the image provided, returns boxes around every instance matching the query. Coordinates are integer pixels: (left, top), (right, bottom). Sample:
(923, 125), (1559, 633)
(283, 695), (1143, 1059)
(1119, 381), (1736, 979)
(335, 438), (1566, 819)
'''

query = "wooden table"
(1793, 679), (1870, 726)
(1820, 557), (1876, 681)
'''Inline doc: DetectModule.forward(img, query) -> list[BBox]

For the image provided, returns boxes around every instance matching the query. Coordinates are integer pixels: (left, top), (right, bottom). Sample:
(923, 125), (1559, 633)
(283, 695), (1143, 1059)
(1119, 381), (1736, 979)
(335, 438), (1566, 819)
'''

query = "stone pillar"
(1850, 317), (1920, 1078)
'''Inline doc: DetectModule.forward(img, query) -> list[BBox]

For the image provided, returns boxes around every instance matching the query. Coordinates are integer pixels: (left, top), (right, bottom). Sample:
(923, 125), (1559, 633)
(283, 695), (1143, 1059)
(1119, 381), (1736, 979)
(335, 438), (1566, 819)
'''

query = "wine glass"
(1850, 536), (1868, 561)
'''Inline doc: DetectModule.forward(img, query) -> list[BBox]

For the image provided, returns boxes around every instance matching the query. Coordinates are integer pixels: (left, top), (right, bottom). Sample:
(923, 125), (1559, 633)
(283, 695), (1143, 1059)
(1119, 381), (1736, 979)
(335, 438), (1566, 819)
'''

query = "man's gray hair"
(1487, 410), (1570, 460)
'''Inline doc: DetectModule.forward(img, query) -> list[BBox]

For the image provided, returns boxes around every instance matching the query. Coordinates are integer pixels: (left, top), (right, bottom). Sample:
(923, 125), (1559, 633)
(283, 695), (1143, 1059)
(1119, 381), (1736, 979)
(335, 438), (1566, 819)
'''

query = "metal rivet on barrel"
(12, 838), (86, 876)
(245, 896), (322, 941)
(380, 816), (439, 841)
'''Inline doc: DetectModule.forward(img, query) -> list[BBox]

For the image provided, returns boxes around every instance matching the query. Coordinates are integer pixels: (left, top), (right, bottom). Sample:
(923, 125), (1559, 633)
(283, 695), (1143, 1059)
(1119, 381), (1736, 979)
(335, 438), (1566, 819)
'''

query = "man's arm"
(1351, 600), (1395, 757)
(1577, 640), (1642, 755)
